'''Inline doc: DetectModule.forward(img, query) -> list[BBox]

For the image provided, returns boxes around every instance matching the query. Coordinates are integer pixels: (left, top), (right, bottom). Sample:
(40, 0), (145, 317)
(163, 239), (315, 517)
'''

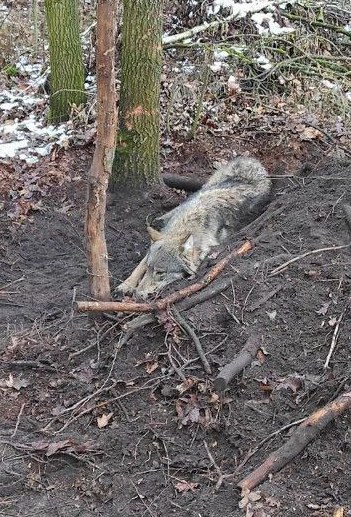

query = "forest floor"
(0, 134), (351, 517)
(1, 1), (351, 516)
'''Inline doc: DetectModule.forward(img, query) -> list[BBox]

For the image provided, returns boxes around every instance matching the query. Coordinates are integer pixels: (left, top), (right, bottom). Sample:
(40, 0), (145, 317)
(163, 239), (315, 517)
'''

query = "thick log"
(214, 334), (261, 392)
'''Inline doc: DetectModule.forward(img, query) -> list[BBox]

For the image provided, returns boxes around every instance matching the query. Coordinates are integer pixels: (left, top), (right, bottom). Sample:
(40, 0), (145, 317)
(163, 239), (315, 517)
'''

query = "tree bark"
(111, 0), (163, 189)
(44, 0), (86, 123)
(85, 0), (118, 302)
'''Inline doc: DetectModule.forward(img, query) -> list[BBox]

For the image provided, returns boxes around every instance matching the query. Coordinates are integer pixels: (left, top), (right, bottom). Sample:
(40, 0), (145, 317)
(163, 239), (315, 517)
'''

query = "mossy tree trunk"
(44, 0), (86, 123)
(111, 0), (163, 189)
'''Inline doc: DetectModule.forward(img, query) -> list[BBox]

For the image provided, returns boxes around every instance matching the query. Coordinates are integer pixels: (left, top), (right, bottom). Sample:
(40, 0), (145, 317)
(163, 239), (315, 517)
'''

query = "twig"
(11, 403), (25, 438)
(238, 391), (351, 492)
(68, 340), (97, 360)
(324, 301), (349, 369)
(171, 307), (212, 374)
(233, 417), (307, 475)
(43, 335), (122, 432)
(214, 334), (261, 392)
(204, 440), (226, 490)
(166, 339), (187, 382)
(54, 382), (160, 434)
(76, 240), (253, 313)
(269, 244), (351, 277)
(246, 286), (283, 312)
(189, 54), (211, 139)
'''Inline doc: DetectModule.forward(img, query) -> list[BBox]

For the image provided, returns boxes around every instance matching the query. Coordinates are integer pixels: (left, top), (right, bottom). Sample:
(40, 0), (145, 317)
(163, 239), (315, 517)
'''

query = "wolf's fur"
(117, 156), (271, 298)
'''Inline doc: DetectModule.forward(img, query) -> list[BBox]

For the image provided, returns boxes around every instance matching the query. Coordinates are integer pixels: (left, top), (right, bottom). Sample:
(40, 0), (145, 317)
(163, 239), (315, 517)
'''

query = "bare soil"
(0, 142), (351, 517)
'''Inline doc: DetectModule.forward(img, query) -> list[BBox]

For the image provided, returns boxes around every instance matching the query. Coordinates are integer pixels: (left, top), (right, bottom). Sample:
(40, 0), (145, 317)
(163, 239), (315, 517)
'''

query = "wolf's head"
(135, 226), (197, 299)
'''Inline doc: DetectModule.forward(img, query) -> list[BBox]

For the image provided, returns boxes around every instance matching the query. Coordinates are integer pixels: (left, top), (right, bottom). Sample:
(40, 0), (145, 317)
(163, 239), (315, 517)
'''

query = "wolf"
(117, 156), (271, 299)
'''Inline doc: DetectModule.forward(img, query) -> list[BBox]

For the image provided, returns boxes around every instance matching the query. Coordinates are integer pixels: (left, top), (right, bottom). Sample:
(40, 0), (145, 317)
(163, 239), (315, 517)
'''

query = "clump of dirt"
(0, 157), (351, 517)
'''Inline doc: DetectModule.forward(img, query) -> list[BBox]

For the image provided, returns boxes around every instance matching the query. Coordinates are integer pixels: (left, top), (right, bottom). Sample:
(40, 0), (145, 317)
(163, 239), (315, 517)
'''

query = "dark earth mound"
(0, 158), (351, 516)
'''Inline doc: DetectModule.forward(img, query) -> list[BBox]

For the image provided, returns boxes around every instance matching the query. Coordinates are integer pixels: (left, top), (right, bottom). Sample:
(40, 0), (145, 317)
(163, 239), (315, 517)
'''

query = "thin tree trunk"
(44, 0), (86, 123)
(85, 0), (118, 302)
(111, 0), (163, 189)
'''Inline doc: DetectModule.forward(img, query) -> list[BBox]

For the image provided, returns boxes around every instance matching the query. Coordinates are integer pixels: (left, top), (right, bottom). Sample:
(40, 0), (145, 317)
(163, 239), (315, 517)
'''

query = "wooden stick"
(85, 0), (117, 302)
(76, 240), (253, 313)
(214, 334), (261, 392)
(238, 391), (351, 492)
(172, 307), (212, 374)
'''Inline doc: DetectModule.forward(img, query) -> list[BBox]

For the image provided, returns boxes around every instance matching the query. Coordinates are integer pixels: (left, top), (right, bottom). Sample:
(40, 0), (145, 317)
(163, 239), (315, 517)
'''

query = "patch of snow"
(208, 0), (236, 15)
(182, 64), (196, 74)
(213, 49), (229, 61)
(210, 61), (224, 72)
(252, 11), (295, 35)
(321, 80), (337, 90)
(0, 140), (29, 159)
(256, 55), (273, 70)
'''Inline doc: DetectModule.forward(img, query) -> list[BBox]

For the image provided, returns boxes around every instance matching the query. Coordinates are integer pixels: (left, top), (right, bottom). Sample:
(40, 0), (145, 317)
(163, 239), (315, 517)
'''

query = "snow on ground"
(0, 58), (96, 165)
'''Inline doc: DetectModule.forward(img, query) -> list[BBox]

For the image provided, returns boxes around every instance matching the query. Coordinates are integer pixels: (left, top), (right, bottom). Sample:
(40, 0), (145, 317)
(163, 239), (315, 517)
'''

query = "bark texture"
(111, 0), (163, 189)
(85, 0), (118, 302)
(44, 0), (86, 123)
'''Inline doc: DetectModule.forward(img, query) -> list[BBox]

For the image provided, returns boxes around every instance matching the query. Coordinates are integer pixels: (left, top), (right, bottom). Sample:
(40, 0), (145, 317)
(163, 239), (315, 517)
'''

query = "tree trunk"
(44, 0), (86, 123)
(85, 0), (118, 302)
(111, 0), (163, 189)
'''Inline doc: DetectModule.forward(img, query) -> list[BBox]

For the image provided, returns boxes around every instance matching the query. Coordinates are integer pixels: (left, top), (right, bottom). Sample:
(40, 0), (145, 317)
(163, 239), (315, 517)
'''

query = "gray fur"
(118, 156), (271, 298)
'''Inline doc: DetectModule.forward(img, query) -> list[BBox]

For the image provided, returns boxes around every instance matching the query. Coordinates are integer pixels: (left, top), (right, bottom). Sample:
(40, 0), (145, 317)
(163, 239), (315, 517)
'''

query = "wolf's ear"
(147, 226), (163, 242)
(182, 234), (194, 255)
(180, 234), (198, 268)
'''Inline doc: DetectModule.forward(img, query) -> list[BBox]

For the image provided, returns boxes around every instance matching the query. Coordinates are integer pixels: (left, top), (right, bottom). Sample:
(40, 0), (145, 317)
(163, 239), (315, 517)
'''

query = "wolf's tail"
(206, 156), (270, 188)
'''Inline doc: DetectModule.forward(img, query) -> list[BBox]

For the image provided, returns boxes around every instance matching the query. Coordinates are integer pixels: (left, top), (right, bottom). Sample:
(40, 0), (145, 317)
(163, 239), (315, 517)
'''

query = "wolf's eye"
(155, 271), (166, 280)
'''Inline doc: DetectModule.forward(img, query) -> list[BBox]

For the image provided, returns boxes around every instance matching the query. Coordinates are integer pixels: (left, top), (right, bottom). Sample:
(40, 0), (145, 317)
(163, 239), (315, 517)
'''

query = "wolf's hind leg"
(116, 256), (148, 295)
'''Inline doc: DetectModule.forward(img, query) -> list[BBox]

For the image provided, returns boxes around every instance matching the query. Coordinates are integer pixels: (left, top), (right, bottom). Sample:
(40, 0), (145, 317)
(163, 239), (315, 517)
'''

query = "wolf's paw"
(115, 281), (135, 297)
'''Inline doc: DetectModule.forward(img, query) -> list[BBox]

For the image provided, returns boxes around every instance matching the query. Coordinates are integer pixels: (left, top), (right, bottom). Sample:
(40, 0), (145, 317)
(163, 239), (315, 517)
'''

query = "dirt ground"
(1, 139), (351, 517)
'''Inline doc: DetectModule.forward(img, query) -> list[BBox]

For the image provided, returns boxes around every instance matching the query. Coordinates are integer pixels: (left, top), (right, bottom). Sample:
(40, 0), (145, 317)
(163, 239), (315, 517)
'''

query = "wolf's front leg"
(117, 256), (148, 295)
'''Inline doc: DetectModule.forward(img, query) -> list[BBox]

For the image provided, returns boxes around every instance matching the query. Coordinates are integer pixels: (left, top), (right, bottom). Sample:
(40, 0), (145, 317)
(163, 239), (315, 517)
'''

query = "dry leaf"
(276, 374), (303, 394)
(328, 316), (337, 327)
(333, 507), (345, 517)
(300, 126), (322, 141)
(97, 412), (113, 428)
(175, 480), (199, 493)
(256, 350), (266, 364)
(145, 361), (158, 374)
(316, 302), (330, 316)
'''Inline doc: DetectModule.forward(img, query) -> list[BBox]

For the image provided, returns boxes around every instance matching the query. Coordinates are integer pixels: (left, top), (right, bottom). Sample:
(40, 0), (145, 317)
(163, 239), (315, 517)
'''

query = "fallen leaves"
(175, 393), (213, 428)
(6, 439), (99, 457)
(0, 373), (29, 391)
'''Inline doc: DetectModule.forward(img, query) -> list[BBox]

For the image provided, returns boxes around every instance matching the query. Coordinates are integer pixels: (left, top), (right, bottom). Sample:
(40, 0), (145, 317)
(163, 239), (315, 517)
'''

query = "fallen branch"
(119, 275), (237, 345)
(171, 307), (212, 374)
(214, 333), (261, 392)
(76, 240), (253, 313)
(269, 244), (350, 277)
(238, 391), (351, 492)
